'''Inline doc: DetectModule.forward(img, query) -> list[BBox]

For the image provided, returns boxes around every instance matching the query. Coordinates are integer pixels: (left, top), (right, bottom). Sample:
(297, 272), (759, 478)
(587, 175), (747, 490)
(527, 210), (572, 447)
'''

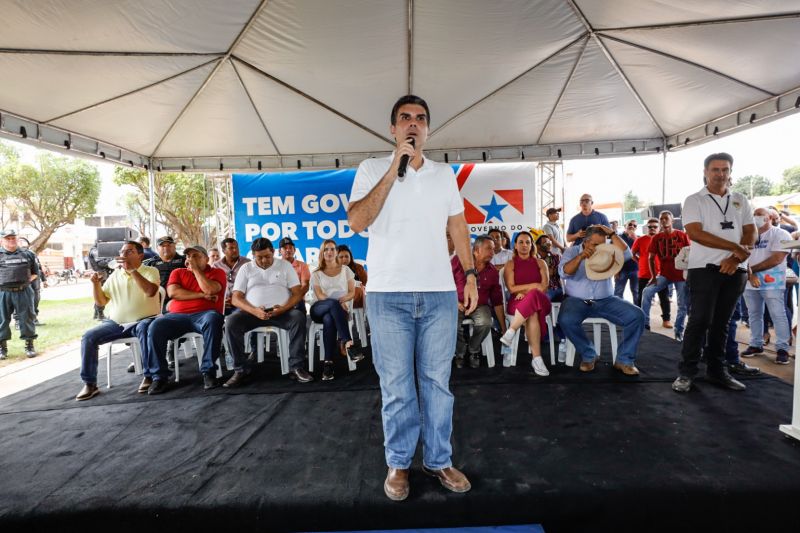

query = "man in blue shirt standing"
(559, 225), (646, 375)
(566, 194), (610, 246)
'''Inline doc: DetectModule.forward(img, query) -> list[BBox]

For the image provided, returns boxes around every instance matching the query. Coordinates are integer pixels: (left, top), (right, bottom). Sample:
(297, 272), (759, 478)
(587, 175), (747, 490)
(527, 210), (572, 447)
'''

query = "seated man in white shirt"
(223, 237), (310, 387)
(488, 228), (513, 267)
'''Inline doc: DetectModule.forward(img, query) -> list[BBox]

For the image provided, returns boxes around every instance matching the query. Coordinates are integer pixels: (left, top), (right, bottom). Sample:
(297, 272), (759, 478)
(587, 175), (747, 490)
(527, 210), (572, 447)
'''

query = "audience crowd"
(72, 151), (798, 402)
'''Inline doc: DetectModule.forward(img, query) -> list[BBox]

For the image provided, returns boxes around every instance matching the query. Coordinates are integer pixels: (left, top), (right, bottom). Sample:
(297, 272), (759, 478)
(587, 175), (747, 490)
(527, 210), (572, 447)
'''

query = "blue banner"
(232, 169), (364, 265)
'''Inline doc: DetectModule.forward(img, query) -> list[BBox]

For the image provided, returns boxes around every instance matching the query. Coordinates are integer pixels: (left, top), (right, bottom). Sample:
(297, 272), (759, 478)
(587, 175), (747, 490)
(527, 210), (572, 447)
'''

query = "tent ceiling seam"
(535, 37), (590, 145)
(598, 34), (776, 97)
(43, 57), (223, 124)
(149, 0), (272, 158)
(593, 11), (800, 32)
(230, 58), (281, 156)
(0, 48), (223, 57)
(407, 0), (414, 94)
(232, 56), (395, 147)
(429, 34), (588, 138)
(566, 0), (667, 138)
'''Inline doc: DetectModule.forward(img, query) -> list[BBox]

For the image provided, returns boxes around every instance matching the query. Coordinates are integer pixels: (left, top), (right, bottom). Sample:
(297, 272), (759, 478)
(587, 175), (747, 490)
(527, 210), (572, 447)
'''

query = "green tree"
(113, 168), (215, 246)
(623, 190), (641, 211)
(773, 165), (800, 195)
(0, 151), (100, 252)
(0, 142), (21, 229)
(731, 174), (772, 198)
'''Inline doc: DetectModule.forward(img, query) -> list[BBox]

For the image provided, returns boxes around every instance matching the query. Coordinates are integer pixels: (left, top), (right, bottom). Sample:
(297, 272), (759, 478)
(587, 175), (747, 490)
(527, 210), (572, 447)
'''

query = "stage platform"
(0, 331), (798, 532)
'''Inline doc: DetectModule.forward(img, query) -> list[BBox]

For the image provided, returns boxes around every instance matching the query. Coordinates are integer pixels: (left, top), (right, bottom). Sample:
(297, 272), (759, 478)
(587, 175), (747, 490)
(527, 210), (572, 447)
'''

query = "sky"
(5, 111), (800, 220)
(561, 112), (800, 212)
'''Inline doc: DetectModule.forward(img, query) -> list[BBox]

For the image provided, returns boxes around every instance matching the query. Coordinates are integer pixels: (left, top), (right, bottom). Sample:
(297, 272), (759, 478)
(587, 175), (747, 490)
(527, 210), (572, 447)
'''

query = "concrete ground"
(647, 303), (796, 384)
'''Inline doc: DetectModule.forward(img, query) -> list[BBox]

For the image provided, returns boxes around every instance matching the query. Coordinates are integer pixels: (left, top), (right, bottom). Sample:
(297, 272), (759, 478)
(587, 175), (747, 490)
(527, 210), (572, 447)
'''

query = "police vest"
(0, 250), (32, 287)
(144, 254), (185, 287)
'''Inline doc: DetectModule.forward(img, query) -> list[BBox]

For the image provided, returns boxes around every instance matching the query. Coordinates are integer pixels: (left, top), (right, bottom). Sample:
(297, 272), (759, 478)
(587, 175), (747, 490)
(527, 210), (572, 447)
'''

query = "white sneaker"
(500, 329), (515, 347)
(557, 340), (566, 363)
(531, 356), (550, 376)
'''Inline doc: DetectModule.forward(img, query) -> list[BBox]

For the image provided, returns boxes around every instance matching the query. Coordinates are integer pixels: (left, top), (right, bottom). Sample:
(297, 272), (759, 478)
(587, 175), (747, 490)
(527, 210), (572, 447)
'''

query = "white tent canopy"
(1, 0), (799, 171)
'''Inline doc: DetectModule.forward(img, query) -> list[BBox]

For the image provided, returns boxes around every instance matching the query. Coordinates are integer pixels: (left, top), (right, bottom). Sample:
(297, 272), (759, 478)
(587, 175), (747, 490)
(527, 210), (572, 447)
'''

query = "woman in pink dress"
(500, 231), (552, 376)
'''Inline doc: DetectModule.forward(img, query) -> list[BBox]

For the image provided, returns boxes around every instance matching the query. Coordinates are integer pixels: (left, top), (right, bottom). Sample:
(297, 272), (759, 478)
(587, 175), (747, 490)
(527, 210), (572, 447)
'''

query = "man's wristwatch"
(464, 268), (479, 280)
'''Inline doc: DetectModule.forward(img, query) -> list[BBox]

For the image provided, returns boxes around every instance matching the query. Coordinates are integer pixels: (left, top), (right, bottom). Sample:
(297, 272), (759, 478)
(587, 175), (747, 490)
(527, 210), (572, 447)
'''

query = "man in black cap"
(144, 236), (186, 289)
(143, 236), (186, 371)
(0, 229), (39, 359)
(278, 237), (311, 314)
(543, 207), (566, 255)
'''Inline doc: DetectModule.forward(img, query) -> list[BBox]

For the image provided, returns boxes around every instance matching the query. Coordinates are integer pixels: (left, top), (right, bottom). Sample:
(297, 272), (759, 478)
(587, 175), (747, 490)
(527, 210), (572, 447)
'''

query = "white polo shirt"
(350, 154), (463, 292)
(746, 225), (791, 291)
(682, 187), (754, 269)
(232, 258), (299, 308)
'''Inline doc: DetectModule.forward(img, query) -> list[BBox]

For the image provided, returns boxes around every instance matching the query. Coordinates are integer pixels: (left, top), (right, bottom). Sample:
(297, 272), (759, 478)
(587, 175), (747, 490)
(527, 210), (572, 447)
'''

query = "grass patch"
(2, 297), (96, 362)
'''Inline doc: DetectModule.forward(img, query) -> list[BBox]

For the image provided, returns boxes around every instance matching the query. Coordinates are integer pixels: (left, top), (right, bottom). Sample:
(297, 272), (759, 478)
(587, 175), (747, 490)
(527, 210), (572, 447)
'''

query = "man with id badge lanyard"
(673, 153), (756, 393)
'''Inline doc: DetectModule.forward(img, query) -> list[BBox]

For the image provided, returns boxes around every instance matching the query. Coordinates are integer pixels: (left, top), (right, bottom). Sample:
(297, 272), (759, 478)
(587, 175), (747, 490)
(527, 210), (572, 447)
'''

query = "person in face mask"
(740, 208), (793, 365)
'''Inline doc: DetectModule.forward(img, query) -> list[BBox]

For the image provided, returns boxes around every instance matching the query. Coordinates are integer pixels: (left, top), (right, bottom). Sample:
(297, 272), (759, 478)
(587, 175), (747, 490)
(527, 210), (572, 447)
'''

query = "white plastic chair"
(172, 330), (226, 382)
(103, 286), (165, 389)
(461, 317), (495, 367)
(352, 281), (368, 347)
(243, 326), (291, 375)
(307, 319), (358, 373)
(564, 318), (618, 367)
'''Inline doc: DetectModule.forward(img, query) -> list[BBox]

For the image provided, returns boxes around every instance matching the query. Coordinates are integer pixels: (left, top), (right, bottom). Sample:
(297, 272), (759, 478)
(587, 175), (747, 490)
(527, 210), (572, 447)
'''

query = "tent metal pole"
(661, 150), (666, 204)
(148, 169), (157, 241)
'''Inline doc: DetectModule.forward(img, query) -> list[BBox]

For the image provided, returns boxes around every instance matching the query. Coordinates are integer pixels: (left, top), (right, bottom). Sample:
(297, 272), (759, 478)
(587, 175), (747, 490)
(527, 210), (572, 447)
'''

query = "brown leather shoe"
(579, 359), (596, 372)
(384, 468), (410, 501)
(75, 383), (99, 401)
(422, 466), (471, 493)
(662, 320), (673, 328)
(137, 377), (152, 393)
(613, 362), (640, 376)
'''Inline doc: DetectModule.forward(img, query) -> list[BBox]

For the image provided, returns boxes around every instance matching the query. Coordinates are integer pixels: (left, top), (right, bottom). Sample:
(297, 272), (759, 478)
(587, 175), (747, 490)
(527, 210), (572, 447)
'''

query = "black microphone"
(397, 137), (415, 179)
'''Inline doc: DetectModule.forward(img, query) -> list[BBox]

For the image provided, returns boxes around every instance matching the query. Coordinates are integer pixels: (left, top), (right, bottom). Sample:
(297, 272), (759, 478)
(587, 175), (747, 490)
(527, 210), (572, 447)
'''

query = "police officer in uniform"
(0, 229), (39, 359)
(143, 236), (185, 370)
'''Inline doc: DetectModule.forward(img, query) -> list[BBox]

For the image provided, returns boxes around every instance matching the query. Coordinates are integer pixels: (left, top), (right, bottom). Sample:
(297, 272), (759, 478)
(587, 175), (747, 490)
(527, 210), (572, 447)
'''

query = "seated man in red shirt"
(145, 245), (226, 394)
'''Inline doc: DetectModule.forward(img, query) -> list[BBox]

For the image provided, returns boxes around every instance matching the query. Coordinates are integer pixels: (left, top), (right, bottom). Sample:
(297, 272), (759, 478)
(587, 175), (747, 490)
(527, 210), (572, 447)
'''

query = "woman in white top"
(310, 239), (363, 381)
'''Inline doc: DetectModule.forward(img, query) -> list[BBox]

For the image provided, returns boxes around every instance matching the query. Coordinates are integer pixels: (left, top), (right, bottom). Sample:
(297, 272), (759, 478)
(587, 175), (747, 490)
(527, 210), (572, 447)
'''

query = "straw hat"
(584, 243), (624, 280)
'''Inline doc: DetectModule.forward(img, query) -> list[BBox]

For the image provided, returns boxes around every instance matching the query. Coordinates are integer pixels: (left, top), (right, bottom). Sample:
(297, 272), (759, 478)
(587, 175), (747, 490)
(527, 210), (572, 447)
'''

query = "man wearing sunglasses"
(567, 194), (609, 246)
(641, 211), (690, 340)
(614, 220), (640, 302)
(632, 219), (671, 322)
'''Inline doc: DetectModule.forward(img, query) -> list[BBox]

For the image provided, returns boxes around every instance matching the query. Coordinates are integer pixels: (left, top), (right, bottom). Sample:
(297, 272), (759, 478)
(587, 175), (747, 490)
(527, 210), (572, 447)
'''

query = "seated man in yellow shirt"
(75, 241), (161, 401)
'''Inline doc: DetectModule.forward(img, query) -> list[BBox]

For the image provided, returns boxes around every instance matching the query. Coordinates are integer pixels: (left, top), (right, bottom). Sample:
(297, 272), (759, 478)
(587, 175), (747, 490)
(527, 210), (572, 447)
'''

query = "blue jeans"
(310, 298), (352, 362)
(367, 291), (457, 470)
(80, 318), (153, 384)
(725, 299), (741, 364)
(558, 296), (645, 365)
(743, 289), (791, 352)
(614, 269), (639, 302)
(641, 277), (688, 336)
(146, 310), (223, 380)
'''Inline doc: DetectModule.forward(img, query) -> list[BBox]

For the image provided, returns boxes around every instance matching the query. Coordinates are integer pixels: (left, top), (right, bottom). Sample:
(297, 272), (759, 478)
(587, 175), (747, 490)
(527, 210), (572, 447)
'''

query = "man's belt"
(0, 284), (29, 292)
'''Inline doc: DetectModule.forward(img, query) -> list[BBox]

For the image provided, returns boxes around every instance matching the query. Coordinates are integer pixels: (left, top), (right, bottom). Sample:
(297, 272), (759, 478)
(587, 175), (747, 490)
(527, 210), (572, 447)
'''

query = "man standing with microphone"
(348, 95), (477, 501)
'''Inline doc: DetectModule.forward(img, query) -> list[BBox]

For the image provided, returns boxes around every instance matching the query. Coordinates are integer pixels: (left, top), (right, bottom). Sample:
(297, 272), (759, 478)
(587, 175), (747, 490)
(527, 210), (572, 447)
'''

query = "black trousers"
(680, 267), (747, 377)
(637, 277), (670, 320)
